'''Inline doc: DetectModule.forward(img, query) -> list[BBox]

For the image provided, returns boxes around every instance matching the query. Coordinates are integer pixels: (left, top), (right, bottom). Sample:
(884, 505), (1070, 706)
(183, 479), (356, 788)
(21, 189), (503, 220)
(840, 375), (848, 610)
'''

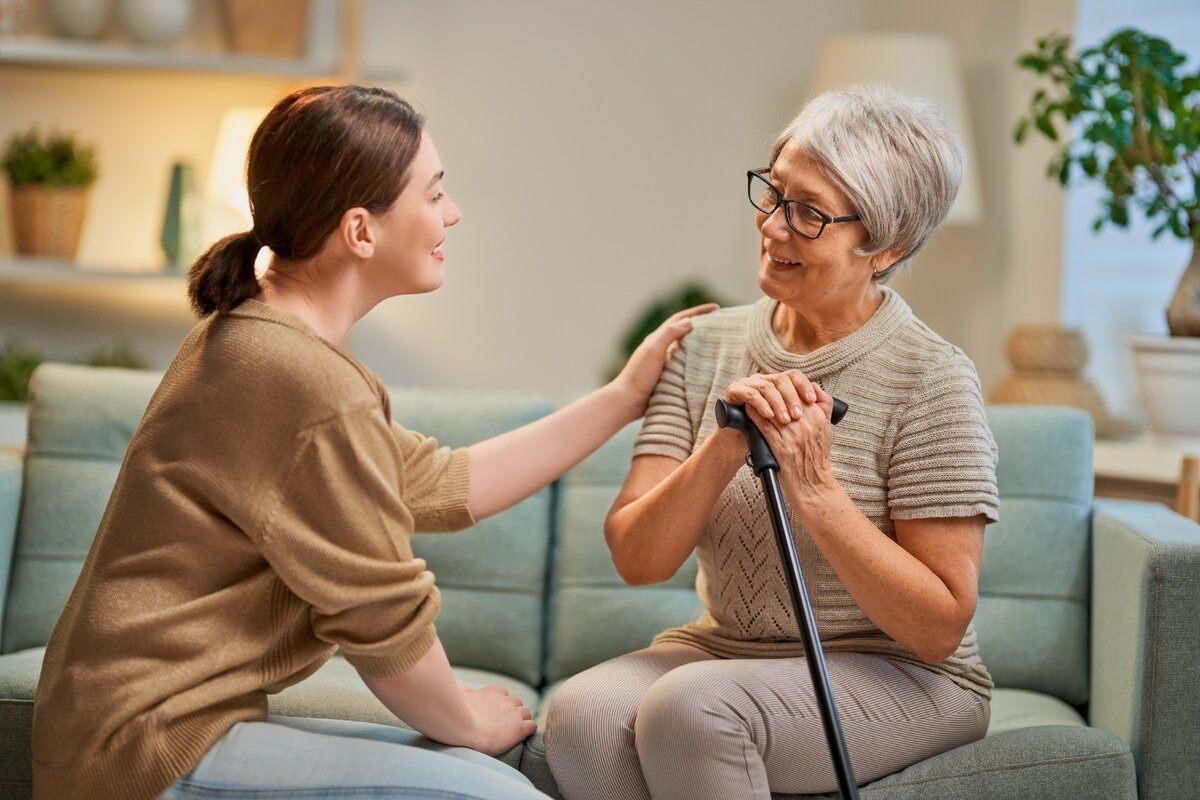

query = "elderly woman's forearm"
(793, 485), (971, 664)
(606, 434), (744, 584)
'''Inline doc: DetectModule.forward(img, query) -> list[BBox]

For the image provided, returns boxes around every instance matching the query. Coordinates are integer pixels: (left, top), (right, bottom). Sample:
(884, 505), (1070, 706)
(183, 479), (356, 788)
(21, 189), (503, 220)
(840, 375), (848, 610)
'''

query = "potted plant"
(604, 282), (728, 382)
(1014, 28), (1200, 438)
(2, 128), (99, 260)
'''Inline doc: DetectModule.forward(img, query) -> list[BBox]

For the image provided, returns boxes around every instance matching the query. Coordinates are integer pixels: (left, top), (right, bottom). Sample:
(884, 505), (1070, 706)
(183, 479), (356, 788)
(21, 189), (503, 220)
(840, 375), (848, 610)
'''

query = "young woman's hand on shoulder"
(612, 303), (718, 414)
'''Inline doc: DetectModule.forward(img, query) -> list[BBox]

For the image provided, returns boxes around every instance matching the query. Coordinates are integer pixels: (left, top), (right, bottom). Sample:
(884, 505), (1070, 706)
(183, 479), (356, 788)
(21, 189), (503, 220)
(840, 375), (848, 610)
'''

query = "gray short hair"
(772, 84), (965, 281)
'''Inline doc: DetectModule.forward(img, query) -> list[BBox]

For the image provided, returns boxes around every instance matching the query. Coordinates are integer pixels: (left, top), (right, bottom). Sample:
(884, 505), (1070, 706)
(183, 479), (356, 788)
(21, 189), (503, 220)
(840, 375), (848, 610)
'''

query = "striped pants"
(543, 642), (988, 800)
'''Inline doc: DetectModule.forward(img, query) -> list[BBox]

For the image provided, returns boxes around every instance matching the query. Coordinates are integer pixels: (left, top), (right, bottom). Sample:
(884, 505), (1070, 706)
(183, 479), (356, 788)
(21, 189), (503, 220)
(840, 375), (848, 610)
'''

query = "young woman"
(30, 85), (714, 800)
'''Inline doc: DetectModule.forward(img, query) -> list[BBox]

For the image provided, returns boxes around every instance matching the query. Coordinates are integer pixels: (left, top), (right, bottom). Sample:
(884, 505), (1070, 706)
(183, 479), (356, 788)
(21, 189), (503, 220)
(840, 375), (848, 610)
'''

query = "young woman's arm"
(465, 304), (716, 521)
(361, 635), (534, 756)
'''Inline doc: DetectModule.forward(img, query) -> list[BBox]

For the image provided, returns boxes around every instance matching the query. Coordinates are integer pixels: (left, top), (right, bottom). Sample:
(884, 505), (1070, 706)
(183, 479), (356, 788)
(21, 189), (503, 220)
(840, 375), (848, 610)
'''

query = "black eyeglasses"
(747, 168), (860, 240)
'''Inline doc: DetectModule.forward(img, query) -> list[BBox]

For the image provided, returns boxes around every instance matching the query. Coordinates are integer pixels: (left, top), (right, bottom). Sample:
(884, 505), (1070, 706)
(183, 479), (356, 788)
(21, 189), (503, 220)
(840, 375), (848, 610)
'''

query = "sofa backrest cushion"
(386, 387), (555, 685)
(2, 364), (556, 686)
(976, 405), (1093, 706)
(543, 405), (1093, 706)
(544, 422), (703, 683)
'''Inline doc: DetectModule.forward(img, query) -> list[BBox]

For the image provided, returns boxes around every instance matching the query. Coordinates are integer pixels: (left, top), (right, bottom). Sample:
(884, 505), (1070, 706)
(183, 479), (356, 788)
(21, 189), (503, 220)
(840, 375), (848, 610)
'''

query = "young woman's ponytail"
(183, 85), (426, 318)
(186, 229), (262, 317)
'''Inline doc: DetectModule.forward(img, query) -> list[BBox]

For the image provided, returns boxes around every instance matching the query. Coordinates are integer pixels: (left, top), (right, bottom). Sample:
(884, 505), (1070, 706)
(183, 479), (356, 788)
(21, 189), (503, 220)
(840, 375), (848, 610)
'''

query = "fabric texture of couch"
(2, 362), (1197, 799)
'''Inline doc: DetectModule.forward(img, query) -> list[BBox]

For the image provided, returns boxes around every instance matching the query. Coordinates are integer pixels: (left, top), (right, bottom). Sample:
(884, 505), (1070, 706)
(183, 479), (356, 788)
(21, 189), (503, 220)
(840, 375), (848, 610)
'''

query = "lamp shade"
(811, 33), (982, 225)
(203, 106), (271, 276)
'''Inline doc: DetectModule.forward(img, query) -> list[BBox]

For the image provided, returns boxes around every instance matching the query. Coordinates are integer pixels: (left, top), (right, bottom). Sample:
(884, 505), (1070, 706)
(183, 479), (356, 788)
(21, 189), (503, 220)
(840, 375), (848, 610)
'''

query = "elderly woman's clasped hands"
(723, 370), (838, 497)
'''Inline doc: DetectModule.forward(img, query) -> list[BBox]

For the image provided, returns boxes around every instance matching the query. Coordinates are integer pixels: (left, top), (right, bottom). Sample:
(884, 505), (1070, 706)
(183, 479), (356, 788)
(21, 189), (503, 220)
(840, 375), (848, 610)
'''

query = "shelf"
(0, 35), (337, 78)
(0, 257), (185, 284)
(1094, 435), (1200, 484)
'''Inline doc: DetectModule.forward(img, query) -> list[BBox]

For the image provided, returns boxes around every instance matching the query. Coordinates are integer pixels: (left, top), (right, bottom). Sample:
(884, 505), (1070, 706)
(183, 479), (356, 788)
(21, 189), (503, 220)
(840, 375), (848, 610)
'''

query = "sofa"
(1, 362), (1198, 800)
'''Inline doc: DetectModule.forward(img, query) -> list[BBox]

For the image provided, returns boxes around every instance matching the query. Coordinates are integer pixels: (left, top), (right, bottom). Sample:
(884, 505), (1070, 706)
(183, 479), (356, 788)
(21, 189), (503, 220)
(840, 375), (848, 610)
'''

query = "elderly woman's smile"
(753, 142), (884, 320)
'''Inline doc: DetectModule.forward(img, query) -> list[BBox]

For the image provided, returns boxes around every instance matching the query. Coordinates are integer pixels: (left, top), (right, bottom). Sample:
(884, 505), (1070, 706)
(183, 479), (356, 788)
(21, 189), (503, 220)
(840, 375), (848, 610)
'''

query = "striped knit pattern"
(631, 287), (999, 698)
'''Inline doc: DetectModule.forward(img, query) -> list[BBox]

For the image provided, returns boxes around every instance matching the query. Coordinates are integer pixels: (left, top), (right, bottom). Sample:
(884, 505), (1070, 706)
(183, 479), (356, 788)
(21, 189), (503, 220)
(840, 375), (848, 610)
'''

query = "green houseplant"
(2, 128), (99, 260)
(1014, 28), (1200, 438)
(604, 282), (728, 382)
(1014, 28), (1200, 335)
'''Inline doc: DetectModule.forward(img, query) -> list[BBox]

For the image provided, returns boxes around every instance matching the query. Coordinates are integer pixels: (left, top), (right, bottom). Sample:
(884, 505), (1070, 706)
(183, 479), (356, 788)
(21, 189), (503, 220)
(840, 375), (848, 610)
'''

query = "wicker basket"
(8, 184), (89, 259)
(1005, 325), (1089, 372)
(222, 0), (311, 58)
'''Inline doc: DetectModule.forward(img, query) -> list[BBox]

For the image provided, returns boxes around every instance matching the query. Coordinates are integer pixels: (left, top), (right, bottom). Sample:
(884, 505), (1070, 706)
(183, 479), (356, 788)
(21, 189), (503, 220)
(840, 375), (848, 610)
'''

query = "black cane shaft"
(714, 397), (860, 799)
(760, 470), (861, 799)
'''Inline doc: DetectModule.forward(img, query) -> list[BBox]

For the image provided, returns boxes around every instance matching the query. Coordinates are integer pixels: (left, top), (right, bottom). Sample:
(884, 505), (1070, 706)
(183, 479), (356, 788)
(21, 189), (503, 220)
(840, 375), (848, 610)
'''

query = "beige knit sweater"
(32, 299), (474, 800)
(632, 287), (999, 698)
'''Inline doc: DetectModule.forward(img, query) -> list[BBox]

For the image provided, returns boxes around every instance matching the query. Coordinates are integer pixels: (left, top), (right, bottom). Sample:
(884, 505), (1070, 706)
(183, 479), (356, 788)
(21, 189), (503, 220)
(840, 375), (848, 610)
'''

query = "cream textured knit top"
(632, 287), (999, 698)
(32, 298), (474, 800)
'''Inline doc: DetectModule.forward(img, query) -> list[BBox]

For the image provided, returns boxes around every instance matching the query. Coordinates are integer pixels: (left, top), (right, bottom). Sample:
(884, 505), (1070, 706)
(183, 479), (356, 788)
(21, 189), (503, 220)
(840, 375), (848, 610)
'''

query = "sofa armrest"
(0, 449), (22, 644)
(1091, 498), (1200, 800)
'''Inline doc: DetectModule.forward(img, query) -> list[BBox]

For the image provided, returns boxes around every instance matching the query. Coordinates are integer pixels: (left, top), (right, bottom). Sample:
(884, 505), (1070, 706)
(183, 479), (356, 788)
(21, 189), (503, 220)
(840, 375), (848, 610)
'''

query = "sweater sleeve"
(887, 353), (1000, 524)
(631, 338), (694, 462)
(259, 406), (443, 678)
(390, 421), (475, 533)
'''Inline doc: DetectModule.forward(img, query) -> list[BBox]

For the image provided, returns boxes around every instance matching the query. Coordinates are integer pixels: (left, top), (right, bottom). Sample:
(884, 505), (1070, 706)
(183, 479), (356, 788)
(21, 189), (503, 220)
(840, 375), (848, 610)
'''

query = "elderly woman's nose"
(759, 207), (790, 240)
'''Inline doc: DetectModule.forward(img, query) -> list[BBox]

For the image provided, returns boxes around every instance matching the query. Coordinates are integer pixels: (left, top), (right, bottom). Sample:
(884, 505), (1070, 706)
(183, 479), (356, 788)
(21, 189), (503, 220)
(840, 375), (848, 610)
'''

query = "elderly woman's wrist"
(790, 474), (844, 522)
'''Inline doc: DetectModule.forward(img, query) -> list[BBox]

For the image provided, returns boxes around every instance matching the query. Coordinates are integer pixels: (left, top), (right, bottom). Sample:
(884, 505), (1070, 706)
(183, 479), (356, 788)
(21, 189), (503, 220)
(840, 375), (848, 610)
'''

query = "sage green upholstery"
(2, 363), (1196, 799)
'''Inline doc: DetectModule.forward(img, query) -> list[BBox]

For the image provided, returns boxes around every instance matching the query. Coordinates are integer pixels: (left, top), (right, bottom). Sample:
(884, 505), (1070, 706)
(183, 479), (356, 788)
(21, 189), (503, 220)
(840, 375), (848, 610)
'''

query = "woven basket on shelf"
(8, 184), (89, 259)
(222, 0), (311, 58)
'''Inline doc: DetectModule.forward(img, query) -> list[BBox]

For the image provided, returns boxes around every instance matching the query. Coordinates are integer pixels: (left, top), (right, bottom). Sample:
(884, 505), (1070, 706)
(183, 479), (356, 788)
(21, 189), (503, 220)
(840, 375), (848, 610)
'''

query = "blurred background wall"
(1, 0), (1190, 421)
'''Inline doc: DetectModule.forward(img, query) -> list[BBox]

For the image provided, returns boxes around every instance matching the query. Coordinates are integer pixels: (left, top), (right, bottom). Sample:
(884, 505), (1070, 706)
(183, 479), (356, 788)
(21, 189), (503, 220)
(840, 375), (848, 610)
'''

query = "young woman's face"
(369, 130), (461, 295)
(754, 140), (872, 306)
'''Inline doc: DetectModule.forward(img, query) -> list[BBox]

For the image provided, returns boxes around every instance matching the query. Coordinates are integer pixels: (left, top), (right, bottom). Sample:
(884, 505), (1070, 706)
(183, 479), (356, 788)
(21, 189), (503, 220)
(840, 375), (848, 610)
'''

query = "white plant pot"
(47, 0), (111, 39)
(116, 0), (191, 44)
(1130, 333), (1200, 439)
(0, 402), (27, 449)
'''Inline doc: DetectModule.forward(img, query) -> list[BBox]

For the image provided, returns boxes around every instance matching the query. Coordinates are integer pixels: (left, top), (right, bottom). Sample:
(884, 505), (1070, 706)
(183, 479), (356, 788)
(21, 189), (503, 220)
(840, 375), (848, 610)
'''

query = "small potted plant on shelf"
(1014, 28), (1200, 438)
(2, 127), (99, 261)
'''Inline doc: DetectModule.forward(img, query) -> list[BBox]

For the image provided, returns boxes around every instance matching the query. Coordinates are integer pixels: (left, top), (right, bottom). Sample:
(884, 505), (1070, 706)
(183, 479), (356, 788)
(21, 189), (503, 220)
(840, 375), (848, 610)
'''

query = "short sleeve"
(390, 421), (475, 533)
(887, 354), (1000, 524)
(631, 338), (694, 462)
(260, 406), (442, 678)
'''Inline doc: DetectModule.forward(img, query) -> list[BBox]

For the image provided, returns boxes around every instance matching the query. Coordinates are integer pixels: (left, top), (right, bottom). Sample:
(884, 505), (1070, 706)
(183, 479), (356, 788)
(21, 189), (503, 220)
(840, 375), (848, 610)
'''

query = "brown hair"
(186, 85), (425, 317)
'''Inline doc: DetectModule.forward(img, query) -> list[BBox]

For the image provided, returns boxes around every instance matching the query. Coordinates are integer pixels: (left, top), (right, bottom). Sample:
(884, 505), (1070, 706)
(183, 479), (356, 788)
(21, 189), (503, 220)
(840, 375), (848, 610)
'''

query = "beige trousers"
(544, 642), (988, 800)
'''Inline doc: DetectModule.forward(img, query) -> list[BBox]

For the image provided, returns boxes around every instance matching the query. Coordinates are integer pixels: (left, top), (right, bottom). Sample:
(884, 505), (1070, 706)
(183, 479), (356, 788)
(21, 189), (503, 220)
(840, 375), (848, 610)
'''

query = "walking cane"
(714, 395), (861, 800)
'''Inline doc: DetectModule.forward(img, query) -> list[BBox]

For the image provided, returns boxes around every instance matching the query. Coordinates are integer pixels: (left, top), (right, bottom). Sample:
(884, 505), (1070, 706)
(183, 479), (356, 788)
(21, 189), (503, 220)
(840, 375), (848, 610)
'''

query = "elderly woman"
(544, 84), (1000, 800)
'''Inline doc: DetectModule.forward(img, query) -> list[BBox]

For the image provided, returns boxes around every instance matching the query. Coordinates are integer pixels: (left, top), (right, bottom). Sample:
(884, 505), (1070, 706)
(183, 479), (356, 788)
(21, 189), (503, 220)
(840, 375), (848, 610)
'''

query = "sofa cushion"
(977, 407), (1093, 706)
(387, 386), (555, 686)
(544, 422), (703, 683)
(985, 687), (1086, 734)
(2, 365), (556, 688)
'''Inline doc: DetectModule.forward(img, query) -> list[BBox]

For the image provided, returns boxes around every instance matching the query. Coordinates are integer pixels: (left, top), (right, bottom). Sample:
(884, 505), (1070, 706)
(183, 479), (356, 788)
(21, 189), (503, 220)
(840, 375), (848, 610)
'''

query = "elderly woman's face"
(755, 140), (872, 304)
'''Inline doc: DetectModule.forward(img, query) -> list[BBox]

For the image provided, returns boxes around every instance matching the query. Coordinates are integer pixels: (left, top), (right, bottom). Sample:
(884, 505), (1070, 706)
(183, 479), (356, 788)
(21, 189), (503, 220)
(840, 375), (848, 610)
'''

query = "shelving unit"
(0, 34), (338, 78)
(0, 256), (185, 284)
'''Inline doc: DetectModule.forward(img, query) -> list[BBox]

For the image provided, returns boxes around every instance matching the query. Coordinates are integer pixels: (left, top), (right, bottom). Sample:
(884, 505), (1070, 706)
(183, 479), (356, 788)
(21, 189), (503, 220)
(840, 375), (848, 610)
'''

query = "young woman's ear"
(340, 207), (376, 259)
